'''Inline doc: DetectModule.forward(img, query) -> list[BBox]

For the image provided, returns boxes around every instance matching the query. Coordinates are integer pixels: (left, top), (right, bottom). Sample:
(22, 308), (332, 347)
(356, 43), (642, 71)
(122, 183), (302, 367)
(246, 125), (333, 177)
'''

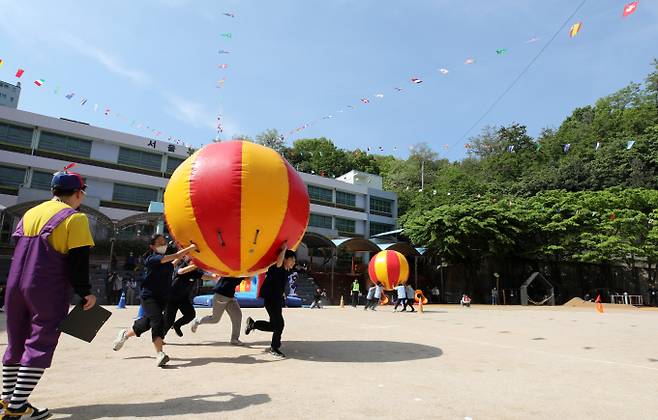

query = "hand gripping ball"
(368, 250), (409, 291)
(164, 141), (310, 276)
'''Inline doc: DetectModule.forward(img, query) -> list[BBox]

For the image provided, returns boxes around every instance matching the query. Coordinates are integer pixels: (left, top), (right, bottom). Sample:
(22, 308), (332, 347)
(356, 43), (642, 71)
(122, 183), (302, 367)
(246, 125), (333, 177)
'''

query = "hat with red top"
(51, 163), (87, 192)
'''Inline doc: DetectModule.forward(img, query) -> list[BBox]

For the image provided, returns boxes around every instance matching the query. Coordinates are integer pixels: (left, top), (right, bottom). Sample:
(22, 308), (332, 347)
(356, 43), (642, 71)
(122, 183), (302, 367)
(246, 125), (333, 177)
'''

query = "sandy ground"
(1, 303), (658, 420)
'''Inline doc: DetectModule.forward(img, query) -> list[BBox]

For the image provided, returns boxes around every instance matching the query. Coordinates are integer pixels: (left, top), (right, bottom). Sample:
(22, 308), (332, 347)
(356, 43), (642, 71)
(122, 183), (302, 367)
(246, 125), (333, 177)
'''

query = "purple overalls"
(3, 207), (77, 369)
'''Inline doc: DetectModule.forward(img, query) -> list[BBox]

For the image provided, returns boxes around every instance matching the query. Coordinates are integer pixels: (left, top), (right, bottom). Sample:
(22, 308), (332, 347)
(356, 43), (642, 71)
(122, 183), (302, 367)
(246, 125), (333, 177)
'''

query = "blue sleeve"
(145, 254), (164, 268)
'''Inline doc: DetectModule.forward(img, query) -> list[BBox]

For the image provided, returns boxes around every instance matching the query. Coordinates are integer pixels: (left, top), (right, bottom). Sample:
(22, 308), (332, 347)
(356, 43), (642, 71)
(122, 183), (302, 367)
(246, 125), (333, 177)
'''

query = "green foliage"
(252, 62), (658, 270)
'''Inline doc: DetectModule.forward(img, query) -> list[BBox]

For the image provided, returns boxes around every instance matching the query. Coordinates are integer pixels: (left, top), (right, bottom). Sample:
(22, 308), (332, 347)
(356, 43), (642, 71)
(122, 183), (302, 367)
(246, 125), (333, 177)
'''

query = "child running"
(112, 235), (195, 367)
(165, 255), (218, 338)
(363, 283), (376, 310)
(405, 283), (416, 312)
(190, 276), (245, 345)
(394, 282), (407, 312)
(244, 243), (295, 358)
(370, 282), (384, 311)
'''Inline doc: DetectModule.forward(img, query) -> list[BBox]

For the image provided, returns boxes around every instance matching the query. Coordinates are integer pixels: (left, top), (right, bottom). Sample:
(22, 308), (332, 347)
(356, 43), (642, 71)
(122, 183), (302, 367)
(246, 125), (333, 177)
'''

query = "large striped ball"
(368, 250), (409, 290)
(164, 141), (310, 277)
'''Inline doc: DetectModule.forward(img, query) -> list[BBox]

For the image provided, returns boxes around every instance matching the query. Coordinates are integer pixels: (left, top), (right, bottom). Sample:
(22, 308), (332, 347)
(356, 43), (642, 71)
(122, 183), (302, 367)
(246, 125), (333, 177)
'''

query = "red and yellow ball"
(368, 250), (409, 291)
(164, 140), (310, 277)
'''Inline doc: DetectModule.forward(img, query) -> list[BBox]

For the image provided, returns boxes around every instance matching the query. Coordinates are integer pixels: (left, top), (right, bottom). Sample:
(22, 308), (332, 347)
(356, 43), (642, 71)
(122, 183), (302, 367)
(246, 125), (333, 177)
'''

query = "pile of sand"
(563, 297), (593, 307)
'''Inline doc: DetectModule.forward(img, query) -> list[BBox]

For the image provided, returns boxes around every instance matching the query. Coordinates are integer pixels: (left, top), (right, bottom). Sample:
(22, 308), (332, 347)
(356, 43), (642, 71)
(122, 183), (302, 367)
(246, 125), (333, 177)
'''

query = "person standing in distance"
(245, 243), (296, 358)
(2, 167), (97, 419)
(351, 279), (360, 307)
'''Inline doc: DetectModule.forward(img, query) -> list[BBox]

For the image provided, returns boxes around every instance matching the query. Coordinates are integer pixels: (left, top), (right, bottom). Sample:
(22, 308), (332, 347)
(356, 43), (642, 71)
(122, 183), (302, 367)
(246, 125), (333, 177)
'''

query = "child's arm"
(274, 241), (288, 268)
(161, 244), (196, 264)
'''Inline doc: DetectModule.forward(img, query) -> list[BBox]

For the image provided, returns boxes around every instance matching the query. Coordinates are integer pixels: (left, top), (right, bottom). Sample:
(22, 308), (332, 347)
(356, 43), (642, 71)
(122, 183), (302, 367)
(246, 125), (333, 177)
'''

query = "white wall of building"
(90, 141), (119, 163)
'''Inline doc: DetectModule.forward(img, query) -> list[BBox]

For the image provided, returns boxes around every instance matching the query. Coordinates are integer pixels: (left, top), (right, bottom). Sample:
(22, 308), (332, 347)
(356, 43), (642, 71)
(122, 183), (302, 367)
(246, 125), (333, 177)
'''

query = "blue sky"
(0, 0), (656, 160)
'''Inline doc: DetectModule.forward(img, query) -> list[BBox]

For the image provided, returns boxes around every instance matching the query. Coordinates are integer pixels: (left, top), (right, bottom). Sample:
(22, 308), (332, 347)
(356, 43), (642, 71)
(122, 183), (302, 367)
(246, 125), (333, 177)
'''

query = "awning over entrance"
(1, 200), (115, 229)
(302, 231), (336, 250)
(378, 242), (421, 256)
(332, 238), (381, 253)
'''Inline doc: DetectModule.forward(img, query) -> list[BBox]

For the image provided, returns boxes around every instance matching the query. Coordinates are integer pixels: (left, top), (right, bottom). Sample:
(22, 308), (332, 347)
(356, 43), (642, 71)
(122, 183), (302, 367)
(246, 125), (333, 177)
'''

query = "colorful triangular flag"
(411, 77), (423, 84)
(65, 93), (75, 99)
(623, 1), (639, 17)
(15, 68), (24, 78)
(496, 49), (507, 55)
(33, 79), (44, 87)
(361, 98), (370, 104)
(568, 22), (582, 38)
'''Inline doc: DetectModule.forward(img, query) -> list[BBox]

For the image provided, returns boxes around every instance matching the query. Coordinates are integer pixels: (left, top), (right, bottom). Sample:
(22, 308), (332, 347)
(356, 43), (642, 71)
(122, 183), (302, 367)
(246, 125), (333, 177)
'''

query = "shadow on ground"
(249, 340), (443, 363)
(54, 392), (270, 419)
(123, 354), (275, 367)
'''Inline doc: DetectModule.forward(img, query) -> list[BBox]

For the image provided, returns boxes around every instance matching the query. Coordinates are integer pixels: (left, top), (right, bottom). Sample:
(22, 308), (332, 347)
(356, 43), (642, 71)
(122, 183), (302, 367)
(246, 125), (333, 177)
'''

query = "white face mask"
(155, 245), (167, 254)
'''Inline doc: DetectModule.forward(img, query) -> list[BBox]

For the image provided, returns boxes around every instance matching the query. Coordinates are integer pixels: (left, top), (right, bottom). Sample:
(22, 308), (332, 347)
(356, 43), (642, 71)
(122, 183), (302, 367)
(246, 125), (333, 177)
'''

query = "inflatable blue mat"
(193, 295), (302, 308)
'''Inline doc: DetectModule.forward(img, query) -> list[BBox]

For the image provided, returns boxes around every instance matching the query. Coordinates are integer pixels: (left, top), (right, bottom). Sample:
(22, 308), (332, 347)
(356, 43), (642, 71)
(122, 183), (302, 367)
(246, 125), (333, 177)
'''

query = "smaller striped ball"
(368, 250), (409, 291)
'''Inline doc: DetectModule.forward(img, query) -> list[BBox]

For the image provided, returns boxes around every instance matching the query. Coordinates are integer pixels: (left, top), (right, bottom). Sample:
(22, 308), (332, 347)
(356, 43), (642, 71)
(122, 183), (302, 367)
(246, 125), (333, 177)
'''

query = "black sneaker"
(174, 324), (183, 337)
(269, 347), (286, 359)
(244, 317), (254, 335)
(3, 402), (50, 419)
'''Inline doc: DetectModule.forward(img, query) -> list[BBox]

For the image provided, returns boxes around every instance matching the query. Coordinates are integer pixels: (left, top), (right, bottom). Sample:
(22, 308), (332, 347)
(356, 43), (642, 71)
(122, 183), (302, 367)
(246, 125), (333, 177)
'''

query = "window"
(31, 171), (54, 190)
(118, 147), (162, 171)
(369, 196), (393, 216)
(335, 190), (356, 207)
(309, 213), (333, 229)
(166, 157), (185, 174)
(38, 131), (91, 158)
(370, 222), (395, 237)
(0, 122), (33, 148)
(335, 217), (355, 233)
(113, 184), (158, 205)
(308, 185), (333, 203)
(0, 165), (26, 187)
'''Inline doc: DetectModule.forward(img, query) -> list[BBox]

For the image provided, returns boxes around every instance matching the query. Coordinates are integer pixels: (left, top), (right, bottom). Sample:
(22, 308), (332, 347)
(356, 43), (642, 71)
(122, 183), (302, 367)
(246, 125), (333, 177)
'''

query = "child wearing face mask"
(112, 234), (195, 367)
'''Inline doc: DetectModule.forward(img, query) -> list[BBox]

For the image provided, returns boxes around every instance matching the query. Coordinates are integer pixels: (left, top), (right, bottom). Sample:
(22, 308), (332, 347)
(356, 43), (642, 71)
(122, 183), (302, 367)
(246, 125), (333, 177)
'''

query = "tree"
(255, 129), (287, 154)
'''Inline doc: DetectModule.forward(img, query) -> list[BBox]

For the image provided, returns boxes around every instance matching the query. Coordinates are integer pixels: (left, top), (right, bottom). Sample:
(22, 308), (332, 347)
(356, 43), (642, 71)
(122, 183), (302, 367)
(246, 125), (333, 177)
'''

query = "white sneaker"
(191, 319), (200, 333)
(112, 329), (128, 351)
(156, 351), (170, 367)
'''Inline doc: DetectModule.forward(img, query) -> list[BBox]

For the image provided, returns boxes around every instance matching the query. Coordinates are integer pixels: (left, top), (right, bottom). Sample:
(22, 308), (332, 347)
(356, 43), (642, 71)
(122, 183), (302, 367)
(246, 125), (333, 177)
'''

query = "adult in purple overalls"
(1, 169), (97, 419)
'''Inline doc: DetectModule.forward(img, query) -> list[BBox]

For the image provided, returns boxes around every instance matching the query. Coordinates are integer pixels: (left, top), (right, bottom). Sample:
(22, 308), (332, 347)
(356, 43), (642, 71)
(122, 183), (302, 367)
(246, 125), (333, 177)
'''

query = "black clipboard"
(58, 304), (112, 343)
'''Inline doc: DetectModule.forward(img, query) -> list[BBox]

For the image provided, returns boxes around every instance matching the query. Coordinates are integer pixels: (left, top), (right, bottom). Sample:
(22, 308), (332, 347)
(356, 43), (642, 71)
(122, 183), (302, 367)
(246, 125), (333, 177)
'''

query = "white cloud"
(164, 94), (218, 130)
(61, 35), (151, 86)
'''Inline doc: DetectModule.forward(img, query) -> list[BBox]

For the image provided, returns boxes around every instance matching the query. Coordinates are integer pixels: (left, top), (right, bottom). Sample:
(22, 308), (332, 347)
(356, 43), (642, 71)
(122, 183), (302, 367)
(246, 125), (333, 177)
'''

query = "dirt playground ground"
(1, 302), (657, 420)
